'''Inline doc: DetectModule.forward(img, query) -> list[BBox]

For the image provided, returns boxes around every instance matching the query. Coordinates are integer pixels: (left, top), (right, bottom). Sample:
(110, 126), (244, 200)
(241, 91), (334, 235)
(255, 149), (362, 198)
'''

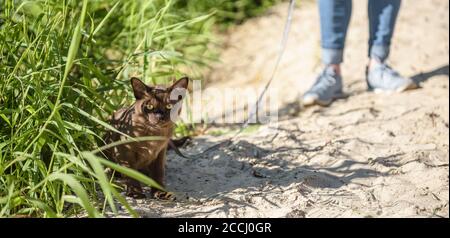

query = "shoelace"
(313, 70), (337, 92)
(376, 64), (401, 83)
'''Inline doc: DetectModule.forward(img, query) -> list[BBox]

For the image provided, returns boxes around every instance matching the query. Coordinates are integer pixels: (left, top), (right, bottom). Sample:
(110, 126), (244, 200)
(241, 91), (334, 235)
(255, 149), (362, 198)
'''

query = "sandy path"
(118, 0), (449, 217)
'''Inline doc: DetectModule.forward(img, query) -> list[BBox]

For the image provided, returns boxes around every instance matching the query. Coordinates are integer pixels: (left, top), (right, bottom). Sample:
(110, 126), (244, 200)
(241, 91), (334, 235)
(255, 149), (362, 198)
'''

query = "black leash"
(172, 0), (296, 159)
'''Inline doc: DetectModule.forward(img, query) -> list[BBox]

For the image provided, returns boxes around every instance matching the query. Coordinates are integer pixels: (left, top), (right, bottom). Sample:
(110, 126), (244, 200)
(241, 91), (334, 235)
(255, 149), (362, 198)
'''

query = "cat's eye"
(166, 104), (173, 110)
(145, 104), (154, 111)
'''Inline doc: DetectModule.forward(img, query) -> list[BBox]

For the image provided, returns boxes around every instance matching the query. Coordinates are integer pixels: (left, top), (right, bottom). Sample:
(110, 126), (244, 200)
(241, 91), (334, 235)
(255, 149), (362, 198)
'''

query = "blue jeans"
(319, 0), (401, 64)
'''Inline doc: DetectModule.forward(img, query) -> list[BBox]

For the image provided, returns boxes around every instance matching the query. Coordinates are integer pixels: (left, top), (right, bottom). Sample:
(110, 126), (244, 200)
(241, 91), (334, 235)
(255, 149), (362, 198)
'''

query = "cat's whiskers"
(144, 122), (172, 132)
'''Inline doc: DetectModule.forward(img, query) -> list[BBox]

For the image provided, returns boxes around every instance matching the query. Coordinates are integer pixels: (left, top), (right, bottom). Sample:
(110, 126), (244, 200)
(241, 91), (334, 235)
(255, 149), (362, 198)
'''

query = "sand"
(116, 0), (449, 218)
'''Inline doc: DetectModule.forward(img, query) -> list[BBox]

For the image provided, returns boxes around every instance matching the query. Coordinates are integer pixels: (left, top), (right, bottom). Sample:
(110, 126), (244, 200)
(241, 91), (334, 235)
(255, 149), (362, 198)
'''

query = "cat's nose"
(155, 113), (164, 120)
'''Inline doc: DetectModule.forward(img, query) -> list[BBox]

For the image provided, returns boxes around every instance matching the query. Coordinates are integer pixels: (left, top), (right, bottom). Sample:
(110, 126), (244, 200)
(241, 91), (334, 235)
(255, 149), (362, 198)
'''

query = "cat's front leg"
(147, 148), (175, 200)
(125, 177), (145, 199)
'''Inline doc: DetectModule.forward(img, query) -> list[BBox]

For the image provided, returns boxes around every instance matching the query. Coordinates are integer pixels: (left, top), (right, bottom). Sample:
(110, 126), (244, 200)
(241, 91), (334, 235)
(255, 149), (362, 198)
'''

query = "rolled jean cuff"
(370, 44), (390, 62)
(322, 48), (344, 65)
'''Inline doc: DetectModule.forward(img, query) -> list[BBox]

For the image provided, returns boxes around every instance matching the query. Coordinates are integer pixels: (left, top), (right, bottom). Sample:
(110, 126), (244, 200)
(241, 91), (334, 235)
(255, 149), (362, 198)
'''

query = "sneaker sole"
(302, 93), (347, 107)
(372, 81), (419, 94)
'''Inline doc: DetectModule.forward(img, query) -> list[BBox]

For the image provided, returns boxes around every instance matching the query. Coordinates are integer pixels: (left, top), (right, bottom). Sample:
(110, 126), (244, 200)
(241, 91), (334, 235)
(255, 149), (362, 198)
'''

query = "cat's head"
(130, 77), (189, 126)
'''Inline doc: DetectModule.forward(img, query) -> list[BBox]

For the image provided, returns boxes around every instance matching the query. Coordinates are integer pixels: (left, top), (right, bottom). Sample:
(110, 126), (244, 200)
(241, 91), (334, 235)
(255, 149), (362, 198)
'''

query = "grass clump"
(0, 0), (281, 217)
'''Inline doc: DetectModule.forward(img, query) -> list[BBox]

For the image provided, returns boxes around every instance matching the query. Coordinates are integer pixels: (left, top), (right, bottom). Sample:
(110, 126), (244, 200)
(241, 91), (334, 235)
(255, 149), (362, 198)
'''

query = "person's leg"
(366, 0), (417, 92)
(320, 0), (352, 67)
(368, 0), (401, 63)
(303, 0), (352, 106)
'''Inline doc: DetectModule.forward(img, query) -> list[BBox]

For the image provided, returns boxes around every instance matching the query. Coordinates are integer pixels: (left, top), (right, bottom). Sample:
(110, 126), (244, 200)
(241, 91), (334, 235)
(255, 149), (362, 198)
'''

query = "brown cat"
(103, 77), (188, 199)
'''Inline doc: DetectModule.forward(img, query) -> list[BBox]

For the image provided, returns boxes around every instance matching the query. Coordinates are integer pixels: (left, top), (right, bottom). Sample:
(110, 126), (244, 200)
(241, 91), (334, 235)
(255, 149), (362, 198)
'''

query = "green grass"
(177, 0), (283, 27)
(0, 0), (281, 217)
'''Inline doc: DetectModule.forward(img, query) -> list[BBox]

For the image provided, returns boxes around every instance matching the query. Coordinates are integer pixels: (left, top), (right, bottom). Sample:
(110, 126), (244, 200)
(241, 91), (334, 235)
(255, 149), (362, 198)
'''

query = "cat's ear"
(169, 77), (189, 103)
(130, 77), (149, 100)
(169, 77), (189, 91)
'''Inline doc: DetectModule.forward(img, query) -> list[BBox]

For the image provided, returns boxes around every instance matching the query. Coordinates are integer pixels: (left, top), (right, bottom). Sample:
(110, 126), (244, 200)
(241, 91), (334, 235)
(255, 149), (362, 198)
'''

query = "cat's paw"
(126, 191), (146, 199)
(152, 191), (176, 201)
(126, 187), (146, 199)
